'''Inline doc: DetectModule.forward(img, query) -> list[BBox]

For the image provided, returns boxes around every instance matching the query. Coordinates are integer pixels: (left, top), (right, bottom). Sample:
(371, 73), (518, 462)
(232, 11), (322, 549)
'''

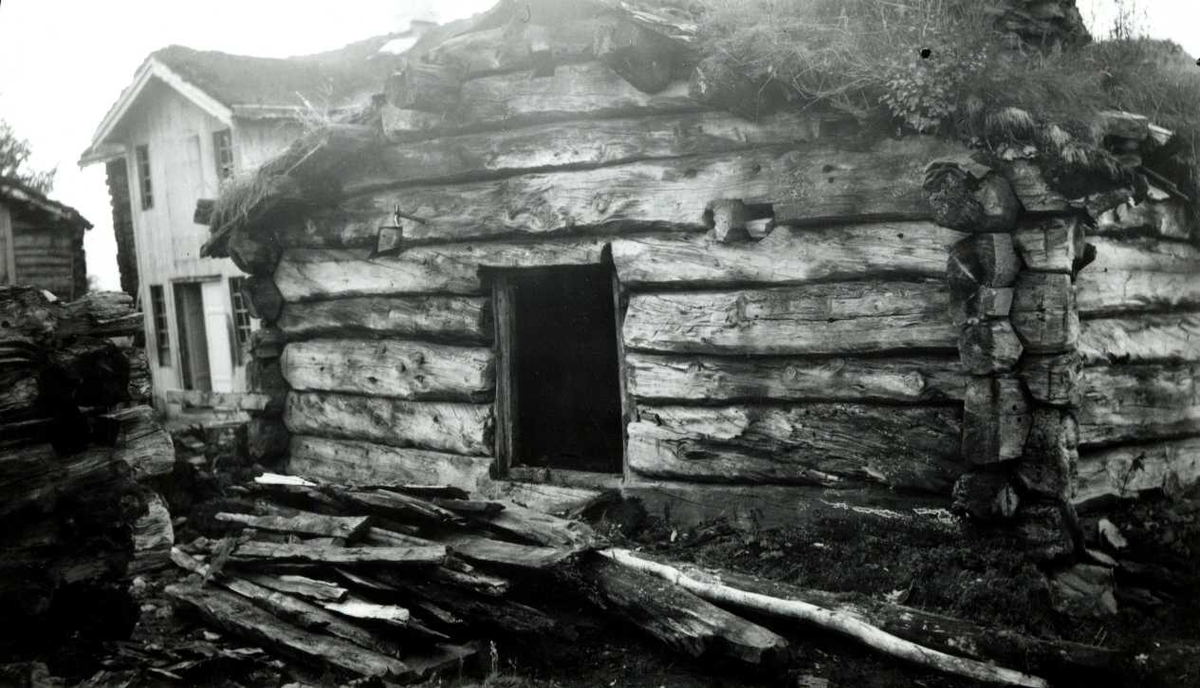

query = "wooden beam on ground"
(214, 511), (371, 539)
(229, 541), (446, 566)
(277, 295), (491, 343)
(165, 389), (271, 411)
(579, 554), (789, 667)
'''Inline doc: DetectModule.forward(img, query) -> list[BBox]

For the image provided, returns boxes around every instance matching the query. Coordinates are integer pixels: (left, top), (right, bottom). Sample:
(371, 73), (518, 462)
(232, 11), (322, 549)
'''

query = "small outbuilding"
(0, 178), (91, 300)
(201, 0), (1200, 557)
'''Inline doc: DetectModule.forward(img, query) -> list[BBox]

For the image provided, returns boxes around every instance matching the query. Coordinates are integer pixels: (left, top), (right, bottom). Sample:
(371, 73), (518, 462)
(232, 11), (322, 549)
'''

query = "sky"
(0, 0), (1197, 292)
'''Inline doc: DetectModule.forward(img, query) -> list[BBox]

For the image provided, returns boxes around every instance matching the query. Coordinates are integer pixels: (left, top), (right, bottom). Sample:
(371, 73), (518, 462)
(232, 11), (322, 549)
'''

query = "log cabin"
(78, 20), (437, 412)
(0, 177), (90, 300)
(198, 0), (1200, 555)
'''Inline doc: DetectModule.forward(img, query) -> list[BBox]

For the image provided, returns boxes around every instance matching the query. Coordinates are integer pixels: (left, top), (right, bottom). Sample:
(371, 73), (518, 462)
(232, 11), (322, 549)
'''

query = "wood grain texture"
(287, 435), (493, 491)
(626, 352), (967, 403)
(348, 110), (824, 194)
(1076, 437), (1200, 506)
(628, 403), (962, 492)
(285, 392), (493, 457)
(623, 281), (956, 355)
(282, 339), (494, 401)
(274, 239), (609, 300)
(319, 138), (961, 246)
(1012, 217), (1084, 273)
(612, 222), (963, 289)
(1011, 272), (1078, 354)
(963, 376), (1031, 465)
(1079, 313), (1200, 364)
(1077, 363), (1200, 447)
(1075, 237), (1200, 315)
(278, 295), (490, 343)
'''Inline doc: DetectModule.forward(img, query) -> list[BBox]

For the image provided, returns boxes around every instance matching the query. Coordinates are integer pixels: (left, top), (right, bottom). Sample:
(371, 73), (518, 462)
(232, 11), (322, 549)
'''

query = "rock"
(1050, 564), (1118, 617)
(1098, 518), (1128, 550)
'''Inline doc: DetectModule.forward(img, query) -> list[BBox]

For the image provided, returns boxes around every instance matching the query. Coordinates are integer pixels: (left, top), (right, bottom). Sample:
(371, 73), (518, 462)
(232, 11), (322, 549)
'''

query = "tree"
(0, 118), (55, 194)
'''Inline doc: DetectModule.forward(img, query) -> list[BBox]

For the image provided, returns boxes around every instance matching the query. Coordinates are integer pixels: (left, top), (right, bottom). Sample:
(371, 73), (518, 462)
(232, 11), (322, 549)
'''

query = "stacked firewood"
(0, 285), (174, 655)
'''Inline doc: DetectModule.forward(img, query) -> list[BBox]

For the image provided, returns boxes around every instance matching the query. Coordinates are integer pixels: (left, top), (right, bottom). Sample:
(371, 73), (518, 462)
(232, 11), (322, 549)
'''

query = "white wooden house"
(80, 25), (433, 411)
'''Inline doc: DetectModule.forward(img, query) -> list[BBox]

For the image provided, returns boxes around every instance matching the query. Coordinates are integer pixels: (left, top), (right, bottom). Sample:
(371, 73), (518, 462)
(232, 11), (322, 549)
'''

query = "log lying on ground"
(475, 500), (602, 549)
(101, 405), (175, 480)
(241, 574), (348, 603)
(369, 572), (559, 636)
(130, 491), (175, 575)
(600, 549), (1050, 688)
(443, 535), (580, 572)
(611, 552), (1119, 681)
(229, 541), (446, 567)
(214, 511), (371, 539)
(165, 583), (417, 681)
(623, 281), (956, 356)
(579, 554), (789, 667)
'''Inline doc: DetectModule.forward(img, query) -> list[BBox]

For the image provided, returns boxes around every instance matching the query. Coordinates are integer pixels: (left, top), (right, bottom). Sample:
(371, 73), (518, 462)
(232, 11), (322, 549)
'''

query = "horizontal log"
(164, 584), (414, 680)
(287, 436), (493, 491)
(347, 110), (824, 194)
(626, 352), (967, 403)
(1079, 313), (1200, 364)
(165, 389), (271, 411)
(285, 392), (493, 457)
(425, 17), (597, 77)
(1075, 237), (1200, 315)
(1000, 160), (1069, 214)
(275, 238), (609, 299)
(1094, 196), (1193, 242)
(623, 281), (956, 356)
(319, 138), (960, 246)
(1075, 437), (1200, 506)
(103, 405), (175, 480)
(476, 500), (600, 549)
(241, 574), (348, 603)
(946, 234), (1020, 288)
(278, 295), (490, 343)
(282, 339), (494, 401)
(629, 404), (962, 492)
(612, 222), (963, 289)
(445, 536), (578, 571)
(382, 62), (698, 141)
(230, 541), (446, 566)
(1077, 363), (1200, 447)
(963, 376), (1031, 465)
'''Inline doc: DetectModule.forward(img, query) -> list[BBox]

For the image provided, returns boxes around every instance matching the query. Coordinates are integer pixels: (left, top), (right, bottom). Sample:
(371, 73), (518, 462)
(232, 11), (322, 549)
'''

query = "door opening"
(174, 282), (212, 391)
(494, 263), (624, 474)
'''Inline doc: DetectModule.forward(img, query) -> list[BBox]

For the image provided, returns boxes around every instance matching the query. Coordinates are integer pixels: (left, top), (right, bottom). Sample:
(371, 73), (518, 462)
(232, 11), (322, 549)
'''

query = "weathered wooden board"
(623, 281), (956, 355)
(282, 340), (494, 401)
(285, 393), (493, 457)
(1012, 217), (1084, 273)
(1075, 237), (1200, 315)
(612, 222), (963, 288)
(382, 62), (699, 141)
(963, 376), (1031, 465)
(278, 295), (491, 343)
(288, 437), (494, 489)
(1075, 437), (1200, 506)
(348, 110), (825, 194)
(1010, 272), (1078, 354)
(165, 389), (271, 411)
(626, 352), (967, 403)
(1077, 363), (1200, 447)
(274, 238), (610, 299)
(230, 541), (446, 566)
(628, 404), (962, 493)
(323, 138), (960, 246)
(425, 17), (598, 77)
(1079, 313), (1200, 364)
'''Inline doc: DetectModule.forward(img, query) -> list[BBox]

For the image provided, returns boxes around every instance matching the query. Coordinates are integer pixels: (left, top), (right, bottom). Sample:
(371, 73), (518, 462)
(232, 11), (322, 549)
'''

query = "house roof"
(0, 177), (92, 230)
(79, 26), (433, 167)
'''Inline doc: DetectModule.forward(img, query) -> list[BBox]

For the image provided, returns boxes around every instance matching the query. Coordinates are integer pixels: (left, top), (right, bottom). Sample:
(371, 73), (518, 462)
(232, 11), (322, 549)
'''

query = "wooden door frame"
(488, 264), (630, 486)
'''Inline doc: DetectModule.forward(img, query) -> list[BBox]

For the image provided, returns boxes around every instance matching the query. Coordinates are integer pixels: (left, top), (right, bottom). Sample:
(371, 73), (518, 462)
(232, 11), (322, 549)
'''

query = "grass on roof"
(695, 0), (1200, 203)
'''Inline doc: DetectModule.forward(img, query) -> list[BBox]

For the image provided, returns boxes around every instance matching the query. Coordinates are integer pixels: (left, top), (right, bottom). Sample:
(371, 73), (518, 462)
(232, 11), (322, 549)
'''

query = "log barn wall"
(213, 7), (1200, 542)
(1073, 203), (1200, 508)
(229, 49), (979, 526)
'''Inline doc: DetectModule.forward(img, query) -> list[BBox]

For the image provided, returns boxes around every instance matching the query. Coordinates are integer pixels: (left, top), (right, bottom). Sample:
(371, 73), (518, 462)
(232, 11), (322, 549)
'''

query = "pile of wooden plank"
(166, 472), (1131, 687)
(0, 286), (175, 655)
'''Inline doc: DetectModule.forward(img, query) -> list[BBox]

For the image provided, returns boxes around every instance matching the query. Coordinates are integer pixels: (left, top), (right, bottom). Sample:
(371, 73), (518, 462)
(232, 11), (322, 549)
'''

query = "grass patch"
(695, 0), (1200, 202)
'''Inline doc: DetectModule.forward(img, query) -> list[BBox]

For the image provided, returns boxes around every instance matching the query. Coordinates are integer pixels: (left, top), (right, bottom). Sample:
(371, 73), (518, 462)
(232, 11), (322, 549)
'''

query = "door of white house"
(200, 279), (235, 392)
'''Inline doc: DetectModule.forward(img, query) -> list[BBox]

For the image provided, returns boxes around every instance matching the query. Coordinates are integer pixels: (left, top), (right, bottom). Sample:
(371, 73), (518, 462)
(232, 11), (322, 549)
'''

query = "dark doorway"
(495, 264), (624, 474)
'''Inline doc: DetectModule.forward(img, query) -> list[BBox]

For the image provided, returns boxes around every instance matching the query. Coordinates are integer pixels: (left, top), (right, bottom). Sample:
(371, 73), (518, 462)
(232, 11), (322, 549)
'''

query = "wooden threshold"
(505, 466), (625, 490)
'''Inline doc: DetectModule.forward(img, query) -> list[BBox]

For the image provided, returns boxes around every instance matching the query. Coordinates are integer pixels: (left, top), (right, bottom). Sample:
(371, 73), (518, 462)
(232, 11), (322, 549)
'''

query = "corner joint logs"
(925, 154), (1086, 560)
